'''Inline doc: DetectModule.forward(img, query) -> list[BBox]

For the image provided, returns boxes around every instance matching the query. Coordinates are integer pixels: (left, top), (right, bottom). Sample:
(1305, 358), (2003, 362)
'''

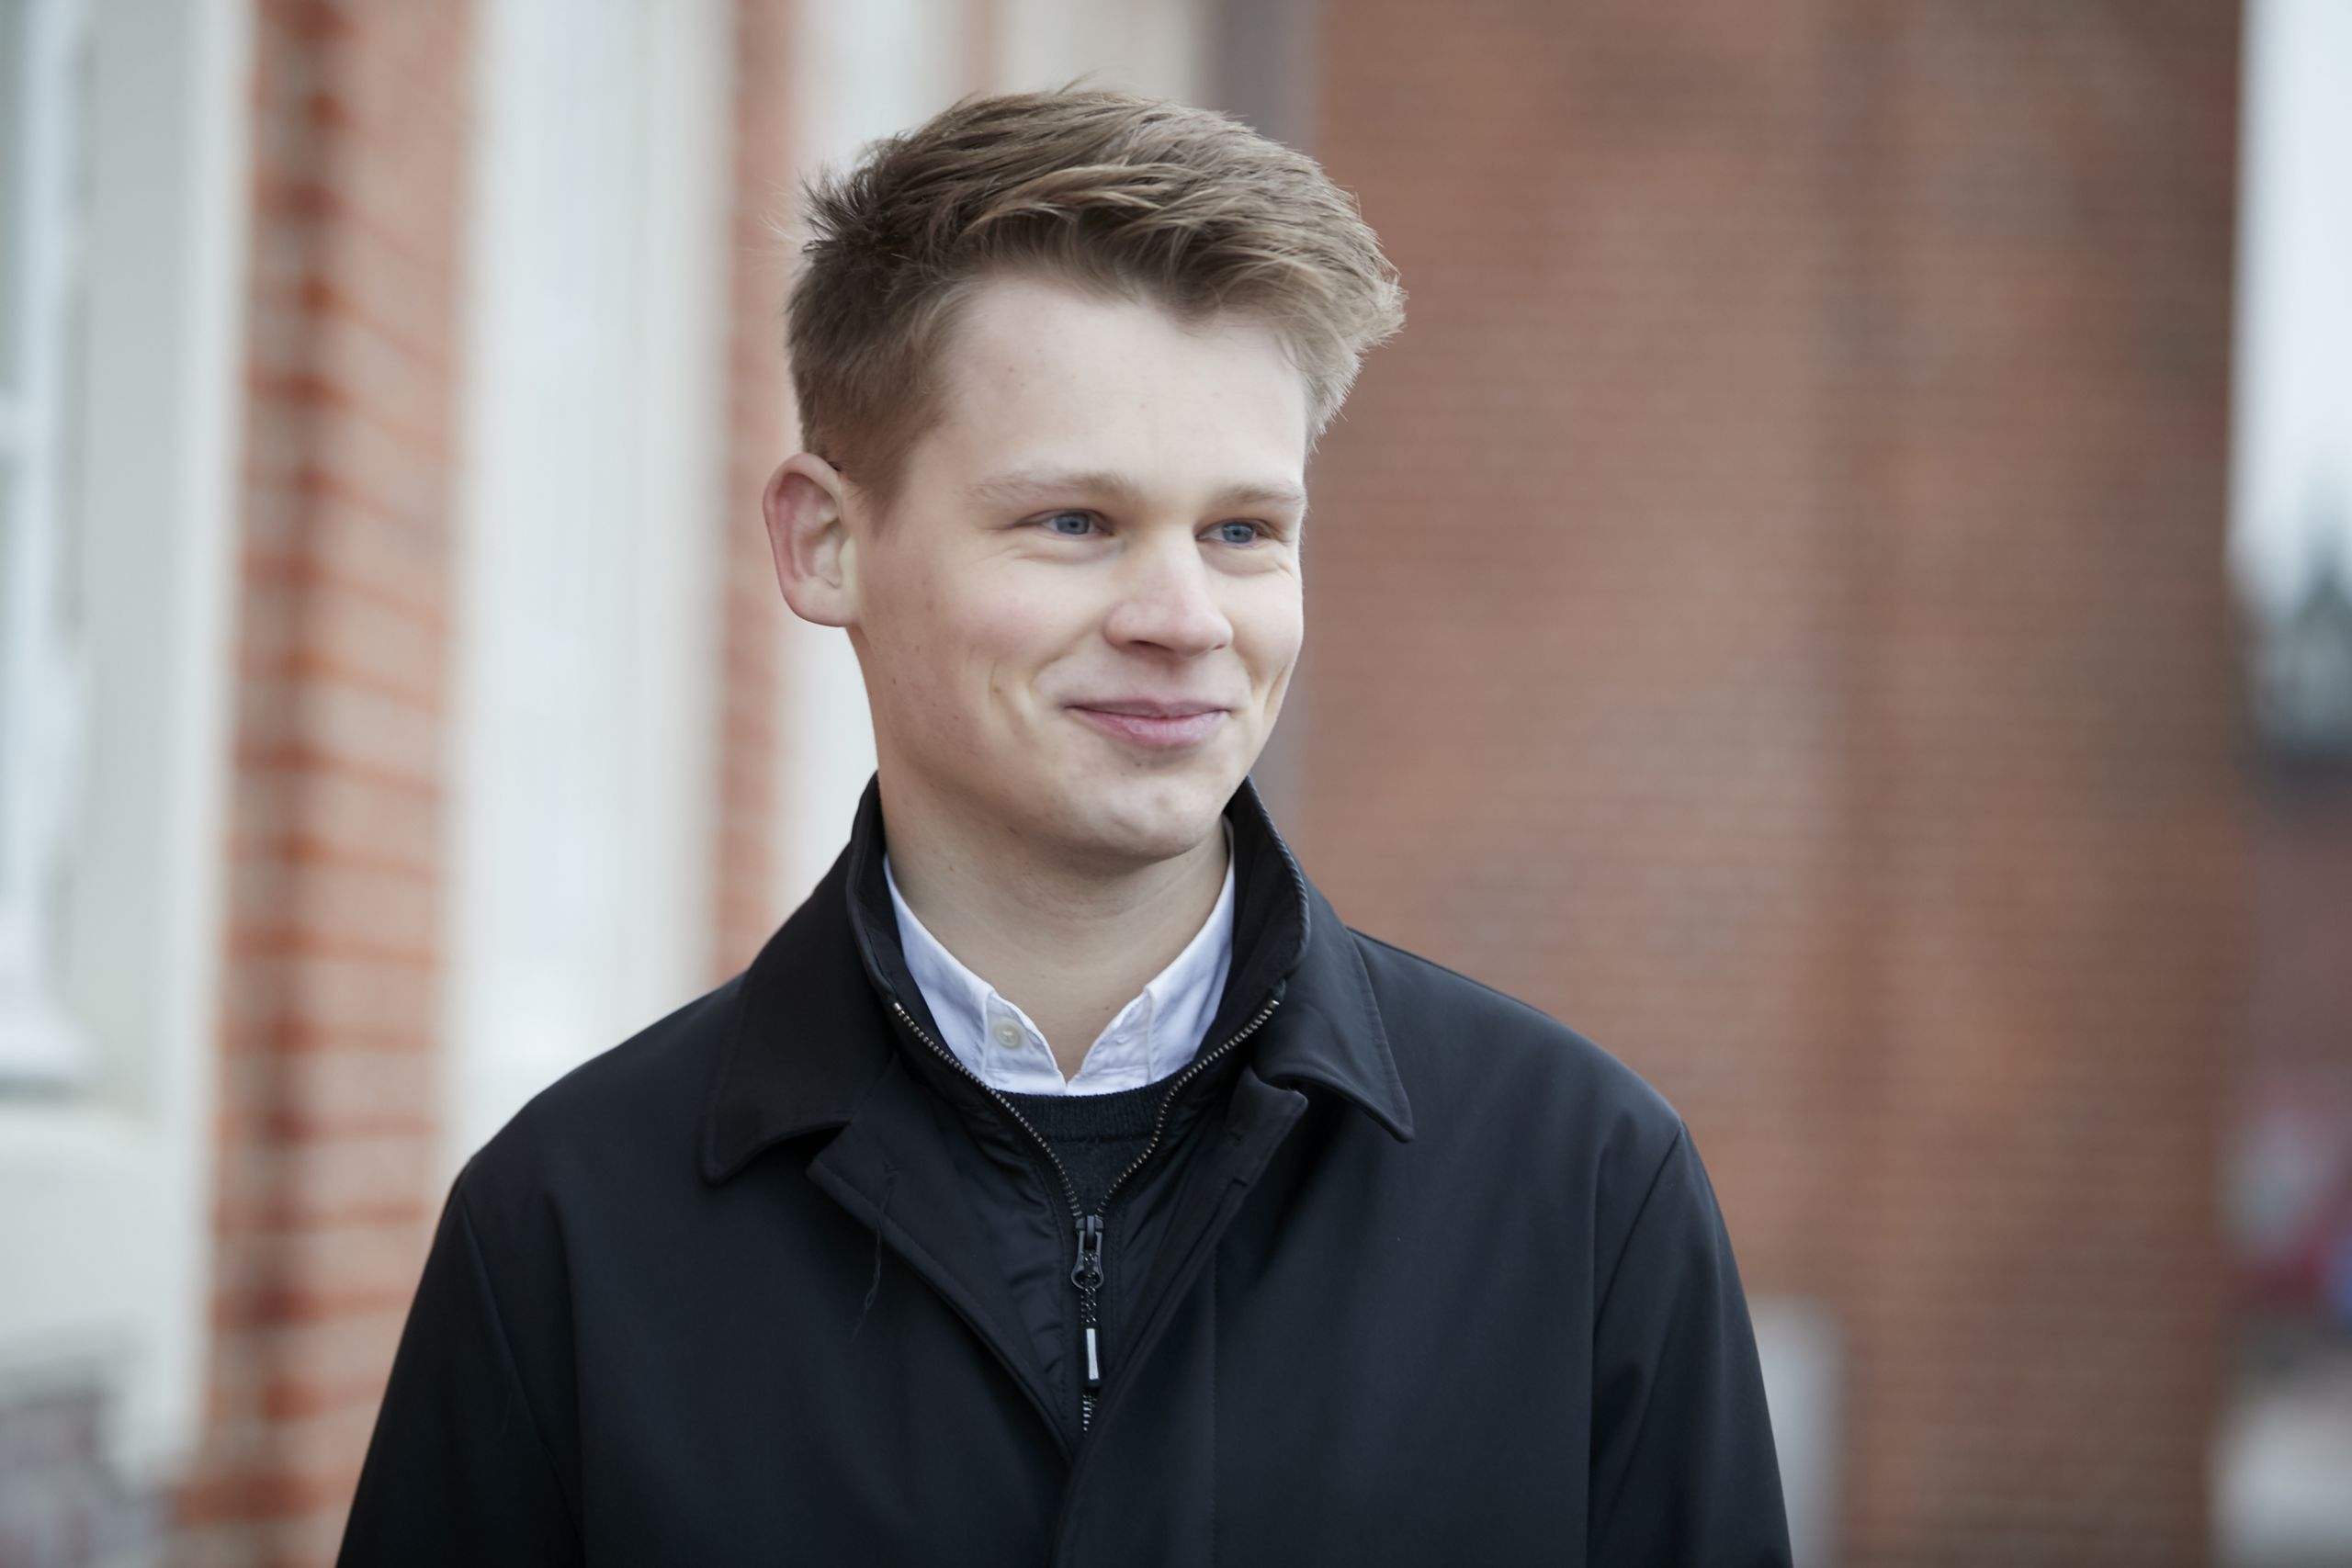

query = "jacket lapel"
(802, 1053), (1077, 1458)
(699, 804), (1077, 1457)
(1087, 866), (1419, 1419)
(1052, 856), (1419, 1553)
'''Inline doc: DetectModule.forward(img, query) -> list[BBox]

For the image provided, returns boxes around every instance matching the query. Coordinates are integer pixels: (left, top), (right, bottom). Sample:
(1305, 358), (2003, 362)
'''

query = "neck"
(876, 769), (1230, 1077)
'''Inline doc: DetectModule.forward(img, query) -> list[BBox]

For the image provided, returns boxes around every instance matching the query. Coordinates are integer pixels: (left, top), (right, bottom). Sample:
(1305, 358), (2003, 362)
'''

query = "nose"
(1102, 532), (1233, 658)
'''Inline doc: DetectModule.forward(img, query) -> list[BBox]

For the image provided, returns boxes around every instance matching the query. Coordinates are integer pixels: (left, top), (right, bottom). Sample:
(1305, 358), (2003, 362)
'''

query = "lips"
(1067, 699), (1231, 750)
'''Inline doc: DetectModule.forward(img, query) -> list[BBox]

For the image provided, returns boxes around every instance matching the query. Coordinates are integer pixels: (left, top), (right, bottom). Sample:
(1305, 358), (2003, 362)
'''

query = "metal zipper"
(888, 992), (1283, 1433)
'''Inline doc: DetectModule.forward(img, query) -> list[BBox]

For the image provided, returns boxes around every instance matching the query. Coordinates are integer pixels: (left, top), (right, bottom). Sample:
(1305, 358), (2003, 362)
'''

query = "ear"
(762, 453), (859, 628)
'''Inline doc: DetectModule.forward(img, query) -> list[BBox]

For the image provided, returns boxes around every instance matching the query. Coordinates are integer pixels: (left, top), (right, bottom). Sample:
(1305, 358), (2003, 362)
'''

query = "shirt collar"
(701, 771), (1413, 1184)
(880, 820), (1237, 1095)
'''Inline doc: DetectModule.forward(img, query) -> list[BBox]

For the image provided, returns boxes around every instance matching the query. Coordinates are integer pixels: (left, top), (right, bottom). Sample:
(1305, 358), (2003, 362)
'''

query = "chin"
(1046, 767), (1233, 865)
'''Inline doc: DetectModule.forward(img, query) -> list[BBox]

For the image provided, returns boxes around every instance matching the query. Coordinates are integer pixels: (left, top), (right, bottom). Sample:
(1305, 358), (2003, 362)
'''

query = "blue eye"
(1042, 511), (1097, 536)
(1213, 521), (1265, 545)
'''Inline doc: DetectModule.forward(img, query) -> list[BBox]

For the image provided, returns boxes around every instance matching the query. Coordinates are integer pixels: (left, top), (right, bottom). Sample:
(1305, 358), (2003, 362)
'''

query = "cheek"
(863, 564), (961, 721)
(1233, 581), (1306, 685)
(904, 570), (1078, 716)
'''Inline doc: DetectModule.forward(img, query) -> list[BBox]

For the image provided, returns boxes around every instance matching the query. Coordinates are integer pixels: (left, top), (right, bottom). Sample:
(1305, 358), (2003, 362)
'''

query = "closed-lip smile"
(1067, 698), (1230, 749)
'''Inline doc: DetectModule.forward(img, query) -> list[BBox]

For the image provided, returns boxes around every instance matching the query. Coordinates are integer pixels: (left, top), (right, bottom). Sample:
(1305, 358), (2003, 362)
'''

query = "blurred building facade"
(2223, 533), (2352, 1564)
(0, 1), (2253, 1565)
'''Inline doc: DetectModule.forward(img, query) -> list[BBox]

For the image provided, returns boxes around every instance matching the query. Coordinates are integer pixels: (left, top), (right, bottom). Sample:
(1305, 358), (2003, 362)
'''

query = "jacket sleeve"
(1587, 1122), (1792, 1567)
(338, 1174), (582, 1567)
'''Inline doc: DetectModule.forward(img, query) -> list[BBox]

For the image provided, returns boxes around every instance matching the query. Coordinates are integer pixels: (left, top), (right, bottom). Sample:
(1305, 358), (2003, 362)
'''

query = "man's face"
(843, 273), (1309, 871)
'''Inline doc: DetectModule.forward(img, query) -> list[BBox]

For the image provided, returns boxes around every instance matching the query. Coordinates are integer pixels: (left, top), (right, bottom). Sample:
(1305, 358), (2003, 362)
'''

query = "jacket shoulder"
(457, 974), (744, 1207)
(1345, 925), (1685, 1152)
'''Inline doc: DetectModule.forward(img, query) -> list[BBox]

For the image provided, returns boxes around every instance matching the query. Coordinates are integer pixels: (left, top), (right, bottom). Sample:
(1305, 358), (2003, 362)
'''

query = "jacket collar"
(701, 771), (1414, 1183)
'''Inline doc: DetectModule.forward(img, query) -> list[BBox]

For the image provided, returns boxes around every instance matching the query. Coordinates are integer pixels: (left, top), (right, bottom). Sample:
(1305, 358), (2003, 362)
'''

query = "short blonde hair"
(785, 87), (1406, 514)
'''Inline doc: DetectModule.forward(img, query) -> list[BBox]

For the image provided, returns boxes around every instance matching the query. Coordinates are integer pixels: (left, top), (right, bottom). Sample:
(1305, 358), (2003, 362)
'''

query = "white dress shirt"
(882, 822), (1237, 1096)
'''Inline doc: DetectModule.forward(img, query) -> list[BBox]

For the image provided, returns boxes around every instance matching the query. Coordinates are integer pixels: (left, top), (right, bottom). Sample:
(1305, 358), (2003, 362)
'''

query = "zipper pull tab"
(1071, 1213), (1104, 1292)
(1072, 1213), (1106, 1394)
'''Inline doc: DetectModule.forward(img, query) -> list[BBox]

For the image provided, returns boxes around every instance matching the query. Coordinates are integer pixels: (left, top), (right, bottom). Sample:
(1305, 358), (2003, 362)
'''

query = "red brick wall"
(712, 0), (799, 978)
(1302, 2), (2244, 1561)
(1830, 9), (2244, 1560)
(1302, 0), (1854, 1283)
(175, 3), (472, 1563)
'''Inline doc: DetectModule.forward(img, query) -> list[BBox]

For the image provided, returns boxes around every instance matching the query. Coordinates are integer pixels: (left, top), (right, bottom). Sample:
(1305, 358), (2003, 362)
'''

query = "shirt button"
(991, 1020), (1023, 1050)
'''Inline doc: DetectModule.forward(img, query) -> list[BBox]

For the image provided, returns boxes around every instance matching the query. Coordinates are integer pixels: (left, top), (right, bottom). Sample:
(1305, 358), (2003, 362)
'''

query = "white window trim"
(0, 0), (93, 1083)
(442, 0), (729, 1183)
(1750, 1294), (1844, 1568)
(0, 0), (250, 1483)
(772, 0), (965, 909)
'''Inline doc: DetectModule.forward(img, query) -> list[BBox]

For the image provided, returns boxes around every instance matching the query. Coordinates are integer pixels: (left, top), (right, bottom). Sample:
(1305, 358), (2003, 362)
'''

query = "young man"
(341, 89), (1791, 1566)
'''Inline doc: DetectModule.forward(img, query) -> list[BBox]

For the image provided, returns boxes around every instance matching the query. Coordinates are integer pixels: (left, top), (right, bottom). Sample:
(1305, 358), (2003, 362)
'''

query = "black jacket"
(340, 775), (1791, 1565)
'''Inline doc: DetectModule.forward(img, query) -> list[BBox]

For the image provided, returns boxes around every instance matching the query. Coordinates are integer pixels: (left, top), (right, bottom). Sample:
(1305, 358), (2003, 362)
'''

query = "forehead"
(907, 273), (1310, 504)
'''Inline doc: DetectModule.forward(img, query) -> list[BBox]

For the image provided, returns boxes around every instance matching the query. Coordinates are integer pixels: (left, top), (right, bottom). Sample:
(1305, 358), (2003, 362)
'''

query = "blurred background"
(0, 0), (2343, 1562)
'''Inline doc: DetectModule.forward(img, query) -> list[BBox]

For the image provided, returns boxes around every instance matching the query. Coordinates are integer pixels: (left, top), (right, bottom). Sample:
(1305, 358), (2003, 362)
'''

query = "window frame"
(0, 0), (250, 1483)
(0, 0), (94, 1084)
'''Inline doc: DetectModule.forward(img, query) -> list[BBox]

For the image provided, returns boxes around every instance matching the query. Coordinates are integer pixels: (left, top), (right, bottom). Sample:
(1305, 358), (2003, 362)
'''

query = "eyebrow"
(966, 466), (1308, 515)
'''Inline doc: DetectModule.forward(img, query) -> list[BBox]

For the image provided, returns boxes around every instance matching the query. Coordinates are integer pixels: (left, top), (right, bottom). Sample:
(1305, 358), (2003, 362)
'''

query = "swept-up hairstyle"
(784, 86), (1406, 515)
